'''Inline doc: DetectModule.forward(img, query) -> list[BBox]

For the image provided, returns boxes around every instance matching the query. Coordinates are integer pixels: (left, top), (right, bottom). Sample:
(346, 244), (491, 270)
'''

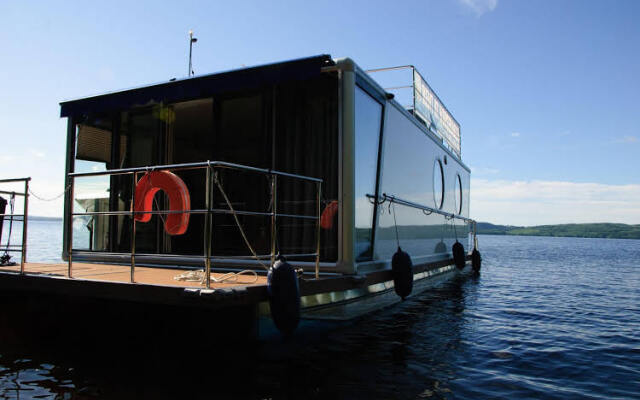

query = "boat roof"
(60, 54), (334, 118)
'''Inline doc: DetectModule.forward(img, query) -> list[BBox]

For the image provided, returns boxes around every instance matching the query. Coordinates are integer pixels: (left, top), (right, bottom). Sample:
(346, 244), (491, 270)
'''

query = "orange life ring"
(320, 200), (339, 230)
(134, 171), (191, 235)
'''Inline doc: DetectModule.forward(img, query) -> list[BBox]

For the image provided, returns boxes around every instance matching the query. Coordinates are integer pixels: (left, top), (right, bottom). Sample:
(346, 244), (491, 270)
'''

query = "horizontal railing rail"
(369, 193), (478, 250)
(67, 161), (323, 288)
(376, 193), (475, 224)
(0, 177), (30, 272)
(68, 160), (323, 182)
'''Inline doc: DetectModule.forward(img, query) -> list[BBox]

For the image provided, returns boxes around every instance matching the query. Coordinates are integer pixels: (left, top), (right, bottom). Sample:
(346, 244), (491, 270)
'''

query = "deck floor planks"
(0, 262), (267, 289)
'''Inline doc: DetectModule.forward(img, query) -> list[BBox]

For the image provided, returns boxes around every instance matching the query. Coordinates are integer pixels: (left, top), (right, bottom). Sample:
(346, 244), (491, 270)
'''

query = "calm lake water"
(1, 220), (639, 399)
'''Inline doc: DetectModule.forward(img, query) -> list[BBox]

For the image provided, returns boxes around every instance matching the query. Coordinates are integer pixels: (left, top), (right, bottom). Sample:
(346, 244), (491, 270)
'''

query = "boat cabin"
(59, 55), (472, 276)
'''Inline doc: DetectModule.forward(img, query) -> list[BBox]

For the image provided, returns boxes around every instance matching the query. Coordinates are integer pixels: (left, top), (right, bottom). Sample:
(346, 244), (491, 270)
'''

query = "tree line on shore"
(477, 222), (640, 239)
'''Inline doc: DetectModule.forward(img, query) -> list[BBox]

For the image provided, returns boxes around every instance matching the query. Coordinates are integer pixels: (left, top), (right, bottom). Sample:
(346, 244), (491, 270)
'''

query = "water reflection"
(0, 272), (478, 399)
(3, 234), (640, 399)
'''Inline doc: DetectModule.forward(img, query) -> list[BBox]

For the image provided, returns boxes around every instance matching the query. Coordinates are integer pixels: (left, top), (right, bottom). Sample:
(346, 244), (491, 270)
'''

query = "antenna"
(188, 30), (198, 77)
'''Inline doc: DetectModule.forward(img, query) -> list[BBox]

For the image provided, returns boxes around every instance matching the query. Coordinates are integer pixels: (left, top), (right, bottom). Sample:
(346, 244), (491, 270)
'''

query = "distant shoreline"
(477, 222), (640, 240)
(17, 218), (640, 240)
(25, 216), (63, 222)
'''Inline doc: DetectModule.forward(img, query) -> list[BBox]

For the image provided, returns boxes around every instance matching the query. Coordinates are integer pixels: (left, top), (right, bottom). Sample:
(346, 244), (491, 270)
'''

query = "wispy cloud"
(510, 132), (521, 138)
(471, 179), (640, 226)
(471, 166), (500, 175)
(457, 0), (498, 17)
(613, 135), (638, 144)
(29, 148), (45, 158)
(0, 155), (15, 164)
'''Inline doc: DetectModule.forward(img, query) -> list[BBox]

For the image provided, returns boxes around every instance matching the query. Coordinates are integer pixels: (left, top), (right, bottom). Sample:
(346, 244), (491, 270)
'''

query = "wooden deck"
(0, 262), (267, 289)
(0, 256), (469, 312)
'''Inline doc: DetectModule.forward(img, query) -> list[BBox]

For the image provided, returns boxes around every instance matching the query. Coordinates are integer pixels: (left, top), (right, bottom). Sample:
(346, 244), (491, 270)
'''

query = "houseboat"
(0, 55), (480, 342)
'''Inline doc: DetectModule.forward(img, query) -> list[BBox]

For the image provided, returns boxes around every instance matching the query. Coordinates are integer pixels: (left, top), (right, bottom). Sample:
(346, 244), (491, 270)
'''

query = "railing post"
(130, 172), (136, 283)
(204, 164), (212, 289)
(412, 66), (416, 114)
(20, 179), (29, 273)
(474, 221), (478, 250)
(270, 174), (277, 268)
(67, 176), (74, 278)
(315, 181), (322, 279)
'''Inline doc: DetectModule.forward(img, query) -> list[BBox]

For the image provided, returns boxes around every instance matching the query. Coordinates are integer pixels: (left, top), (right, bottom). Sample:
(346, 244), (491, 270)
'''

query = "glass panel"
(216, 94), (267, 167)
(276, 76), (339, 262)
(413, 69), (461, 157)
(74, 116), (113, 251)
(116, 108), (164, 253)
(168, 99), (213, 255)
(354, 87), (382, 261)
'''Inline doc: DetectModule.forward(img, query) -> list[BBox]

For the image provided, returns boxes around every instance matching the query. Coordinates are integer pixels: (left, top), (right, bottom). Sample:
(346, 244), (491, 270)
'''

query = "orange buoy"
(134, 171), (191, 235)
(320, 200), (339, 230)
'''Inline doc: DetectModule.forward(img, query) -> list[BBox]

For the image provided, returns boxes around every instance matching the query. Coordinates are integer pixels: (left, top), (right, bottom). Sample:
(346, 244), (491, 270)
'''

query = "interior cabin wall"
(68, 74), (339, 263)
(372, 103), (471, 264)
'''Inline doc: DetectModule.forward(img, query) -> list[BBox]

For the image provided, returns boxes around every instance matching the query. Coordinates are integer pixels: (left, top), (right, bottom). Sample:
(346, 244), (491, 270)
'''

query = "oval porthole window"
(454, 174), (463, 214)
(433, 159), (444, 209)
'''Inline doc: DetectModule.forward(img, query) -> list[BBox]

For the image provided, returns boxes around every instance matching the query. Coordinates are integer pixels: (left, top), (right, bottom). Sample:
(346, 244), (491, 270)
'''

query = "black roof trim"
(60, 54), (334, 118)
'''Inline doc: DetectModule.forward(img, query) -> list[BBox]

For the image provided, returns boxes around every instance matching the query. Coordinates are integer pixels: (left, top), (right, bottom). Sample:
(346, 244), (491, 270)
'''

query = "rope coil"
(174, 268), (258, 284)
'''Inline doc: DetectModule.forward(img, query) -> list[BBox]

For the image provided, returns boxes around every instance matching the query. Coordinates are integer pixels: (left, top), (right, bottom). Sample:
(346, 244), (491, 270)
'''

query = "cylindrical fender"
(452, 241), (466, 269)
(134, 171), (191, 235)
(472, 248), (482, 272)
(267, 256), (301, 337)
(392, 247), (413, 300)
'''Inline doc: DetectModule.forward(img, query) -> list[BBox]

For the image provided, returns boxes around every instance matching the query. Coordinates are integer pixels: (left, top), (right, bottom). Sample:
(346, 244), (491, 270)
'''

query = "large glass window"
(68, 76), (340, 262)
(354, 87), (383, 261)
(275, 77), (339, 262)
(167, 98), (214, 255)
(73, 115), (114, 251)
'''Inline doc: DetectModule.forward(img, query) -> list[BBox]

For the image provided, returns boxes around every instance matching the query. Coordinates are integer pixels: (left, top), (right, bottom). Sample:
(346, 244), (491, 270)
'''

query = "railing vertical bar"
(270, 174), (277, 268)
(204, 164), (212, 289)
(20, 179), (29, 273)
(412, 66), (416, 115)
(474, 220), (478, 250)
(67, 176), (74, 278)
(130, 172), (136, 283)
(315, 181), (322, 279)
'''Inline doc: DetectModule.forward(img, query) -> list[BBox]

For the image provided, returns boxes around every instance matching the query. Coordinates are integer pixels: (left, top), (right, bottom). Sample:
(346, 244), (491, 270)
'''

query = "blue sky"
(0, 0), (638, 225)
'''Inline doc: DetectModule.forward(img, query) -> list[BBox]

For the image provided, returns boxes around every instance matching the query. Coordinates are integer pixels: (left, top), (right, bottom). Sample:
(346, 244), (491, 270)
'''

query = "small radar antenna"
(188, 29), (198, 77)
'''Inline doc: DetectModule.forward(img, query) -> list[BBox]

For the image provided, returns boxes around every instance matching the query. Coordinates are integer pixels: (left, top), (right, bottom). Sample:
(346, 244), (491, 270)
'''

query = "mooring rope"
(28, 185), (70, 202)
(174, 268), (258, 284)
(213, 171), (270, 271)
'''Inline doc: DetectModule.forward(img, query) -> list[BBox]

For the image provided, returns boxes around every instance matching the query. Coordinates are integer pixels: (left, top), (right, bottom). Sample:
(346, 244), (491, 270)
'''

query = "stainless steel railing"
(0, 177), (30, 273)
(67, 161), (323, 288)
